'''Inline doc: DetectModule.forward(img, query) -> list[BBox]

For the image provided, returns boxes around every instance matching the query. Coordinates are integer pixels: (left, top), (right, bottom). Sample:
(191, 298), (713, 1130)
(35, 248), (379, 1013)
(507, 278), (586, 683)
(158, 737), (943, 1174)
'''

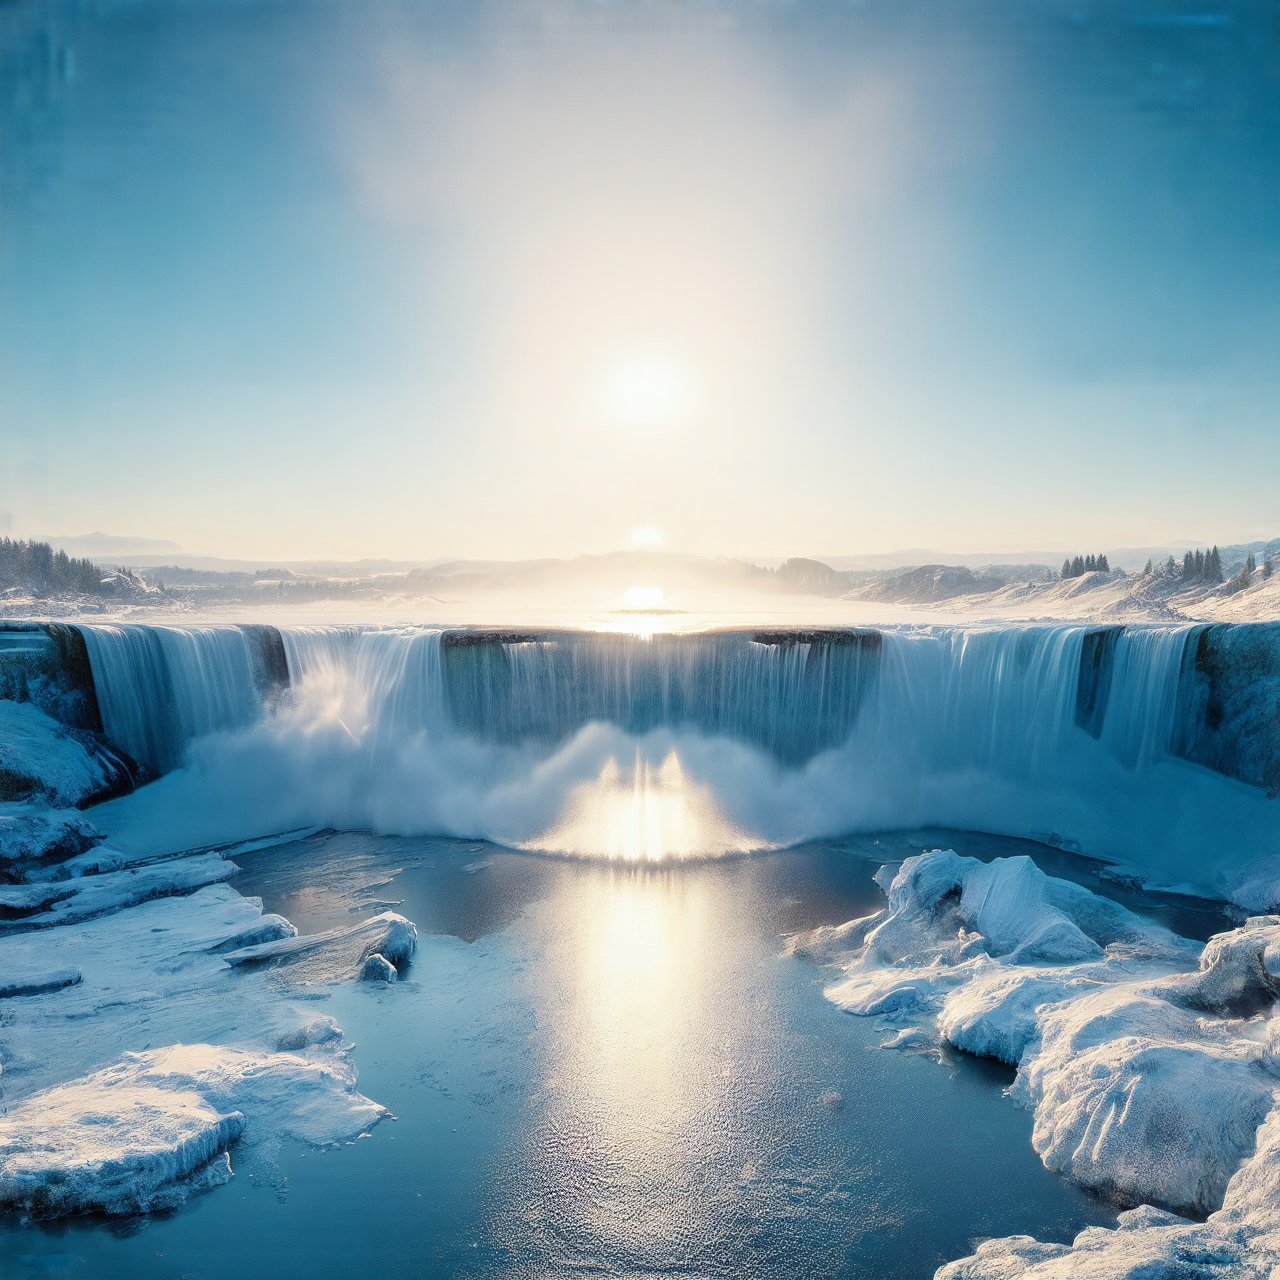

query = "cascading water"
(65, 620), (1278, 881)
(1093, 626), (1194, 769)
(78, 624), (287, 773)
(279, 627), (446, 742)
(866, 626), (1088, 779)
(444, 631), (880, 763)
(74, 622), (1219, 779)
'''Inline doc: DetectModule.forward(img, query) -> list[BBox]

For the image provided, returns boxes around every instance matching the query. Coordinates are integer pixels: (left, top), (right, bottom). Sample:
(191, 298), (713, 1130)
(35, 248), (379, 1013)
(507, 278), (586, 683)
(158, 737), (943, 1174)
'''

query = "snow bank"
(798, 850), (1280, 1275)
(0, 700), (133, 806)
(1, 850), (236, 927)
(0, 1044), (384, 1217)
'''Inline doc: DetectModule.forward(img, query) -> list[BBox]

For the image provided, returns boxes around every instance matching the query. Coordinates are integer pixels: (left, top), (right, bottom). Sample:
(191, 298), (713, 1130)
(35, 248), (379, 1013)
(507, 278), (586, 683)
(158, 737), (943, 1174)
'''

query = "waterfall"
(443, 632), (880, 764)
(1094, 627), (1195, 768)
(70, 621), (1238, 784)
(852, 626), (1090, 780)
(61, 619), (1279, 879)
(78, 624), (287, 773)
(279, 627), (446, 742)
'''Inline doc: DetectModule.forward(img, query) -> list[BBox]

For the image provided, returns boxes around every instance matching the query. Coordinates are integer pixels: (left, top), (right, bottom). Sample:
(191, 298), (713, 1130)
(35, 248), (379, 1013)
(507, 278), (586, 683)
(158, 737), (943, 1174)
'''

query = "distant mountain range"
(31, 532), (1279, 608)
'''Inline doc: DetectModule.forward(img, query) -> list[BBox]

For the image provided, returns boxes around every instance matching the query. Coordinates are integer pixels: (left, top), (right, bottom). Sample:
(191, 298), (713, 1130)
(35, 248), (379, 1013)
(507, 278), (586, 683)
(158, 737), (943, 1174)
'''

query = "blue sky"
(1, 0), (1277, 561)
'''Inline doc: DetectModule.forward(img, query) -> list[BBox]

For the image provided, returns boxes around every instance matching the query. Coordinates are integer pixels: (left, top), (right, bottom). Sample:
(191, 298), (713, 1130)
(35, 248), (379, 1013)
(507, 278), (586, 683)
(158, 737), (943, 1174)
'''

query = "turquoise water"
(0, 831), (1227, 1280)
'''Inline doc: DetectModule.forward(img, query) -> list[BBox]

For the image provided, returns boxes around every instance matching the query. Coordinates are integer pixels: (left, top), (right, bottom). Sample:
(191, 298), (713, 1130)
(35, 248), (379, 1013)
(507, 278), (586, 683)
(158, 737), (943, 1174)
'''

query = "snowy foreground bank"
(796, 850), (1280, 1277)
(0, 711), (416, 1218)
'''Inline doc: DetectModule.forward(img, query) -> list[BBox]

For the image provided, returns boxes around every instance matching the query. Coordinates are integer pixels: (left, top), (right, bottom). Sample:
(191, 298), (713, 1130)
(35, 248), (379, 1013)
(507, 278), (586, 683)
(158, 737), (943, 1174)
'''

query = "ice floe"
(0, 1044), (385, 1217)
(796, 849), (1280, 1276)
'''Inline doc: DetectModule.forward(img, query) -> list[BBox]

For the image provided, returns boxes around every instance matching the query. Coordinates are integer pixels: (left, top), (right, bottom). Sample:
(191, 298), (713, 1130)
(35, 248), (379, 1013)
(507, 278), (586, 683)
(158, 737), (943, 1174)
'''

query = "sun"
(603, 355), (697, 430)
(621, 584), (666, 611)
(628, 525), (665, 551)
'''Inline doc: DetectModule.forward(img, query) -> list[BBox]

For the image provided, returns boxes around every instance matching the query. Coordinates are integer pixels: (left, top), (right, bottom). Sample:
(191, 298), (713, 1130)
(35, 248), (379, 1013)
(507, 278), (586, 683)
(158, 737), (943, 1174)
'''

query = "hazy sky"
(1, 0), (1277, 561)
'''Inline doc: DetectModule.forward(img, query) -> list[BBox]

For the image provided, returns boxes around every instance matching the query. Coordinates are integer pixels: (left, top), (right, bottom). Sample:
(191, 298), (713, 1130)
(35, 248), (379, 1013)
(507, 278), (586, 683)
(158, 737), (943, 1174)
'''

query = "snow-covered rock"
(1162, 913), (1280, 1015)
(360, 952), (397, 982)
(0, 803), (101, 878)
(0, 1043), (385, 1218)
(797, 850), (1280, 1275)
(1015, 985), (1274, 1212)
(939, 1098), (1280, 1278)
(0, 701), (134, 807)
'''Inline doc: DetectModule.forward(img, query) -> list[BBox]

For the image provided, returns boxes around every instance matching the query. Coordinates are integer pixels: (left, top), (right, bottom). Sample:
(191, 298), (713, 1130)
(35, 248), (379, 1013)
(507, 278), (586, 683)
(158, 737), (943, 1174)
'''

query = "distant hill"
(848, 564), (1014, 604)
(39, 532), (183, 558)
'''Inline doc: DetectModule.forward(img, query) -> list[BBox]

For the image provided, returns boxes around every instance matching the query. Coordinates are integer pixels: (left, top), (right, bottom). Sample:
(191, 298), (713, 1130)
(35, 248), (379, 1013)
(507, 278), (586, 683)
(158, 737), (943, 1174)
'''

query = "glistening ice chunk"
(0, 1044), (386, 1219)
(222, 910), (418, 981)
(799, 850), (1280, 1236)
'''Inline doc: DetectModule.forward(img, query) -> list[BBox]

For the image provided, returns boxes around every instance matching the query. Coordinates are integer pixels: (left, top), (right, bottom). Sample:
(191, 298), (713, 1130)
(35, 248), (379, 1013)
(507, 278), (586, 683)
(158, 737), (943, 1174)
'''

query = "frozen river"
(3, 827), (1231, 1280)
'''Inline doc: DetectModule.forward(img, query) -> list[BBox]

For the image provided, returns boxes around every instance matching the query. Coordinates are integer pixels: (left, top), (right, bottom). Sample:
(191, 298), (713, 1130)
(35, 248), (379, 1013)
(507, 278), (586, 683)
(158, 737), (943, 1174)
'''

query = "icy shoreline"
(0, 719), (418, 1219)
(796, 850), (1280, 1277)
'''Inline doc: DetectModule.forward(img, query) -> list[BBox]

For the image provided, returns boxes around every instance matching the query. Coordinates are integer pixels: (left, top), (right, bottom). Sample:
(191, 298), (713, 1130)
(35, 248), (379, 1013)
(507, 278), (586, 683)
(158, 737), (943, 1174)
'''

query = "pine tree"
(1182, 551), (1194, 578)
(1143, 558), (1153, 575)
(1098, 554), (1110, 573)
(1265, 558), (1274, 580)
(1246, 551), (1257, 575)
(1061, 558), (1071, 580)
(1206, 546), (1223, 584)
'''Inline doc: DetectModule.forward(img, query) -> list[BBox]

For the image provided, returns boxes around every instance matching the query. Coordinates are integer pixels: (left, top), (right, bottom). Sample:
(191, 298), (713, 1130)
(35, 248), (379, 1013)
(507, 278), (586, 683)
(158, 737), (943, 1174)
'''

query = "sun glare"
(628, 525), (665, 551)
(621, 584), (665, 611)
(523, 749), (761, 862)
(603, 356), (697, 430)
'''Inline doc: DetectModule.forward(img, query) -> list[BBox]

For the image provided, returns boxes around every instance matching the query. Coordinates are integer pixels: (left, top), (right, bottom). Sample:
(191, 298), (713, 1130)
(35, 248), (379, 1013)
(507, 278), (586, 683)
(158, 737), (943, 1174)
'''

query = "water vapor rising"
(93, 625), (1278, 902)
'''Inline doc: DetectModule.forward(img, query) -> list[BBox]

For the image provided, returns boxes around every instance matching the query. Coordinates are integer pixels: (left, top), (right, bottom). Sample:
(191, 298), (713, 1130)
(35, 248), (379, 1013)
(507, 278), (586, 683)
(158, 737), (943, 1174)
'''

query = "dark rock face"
(1075, 627), (1122, 738)
(1176, 623), (1280, 795)
(0, 624), (103, 730)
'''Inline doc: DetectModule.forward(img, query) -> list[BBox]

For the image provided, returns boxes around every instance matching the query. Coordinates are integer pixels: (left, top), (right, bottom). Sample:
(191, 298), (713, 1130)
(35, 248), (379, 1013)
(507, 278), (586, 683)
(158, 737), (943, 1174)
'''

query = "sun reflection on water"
(497, 866), (782, 1269)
